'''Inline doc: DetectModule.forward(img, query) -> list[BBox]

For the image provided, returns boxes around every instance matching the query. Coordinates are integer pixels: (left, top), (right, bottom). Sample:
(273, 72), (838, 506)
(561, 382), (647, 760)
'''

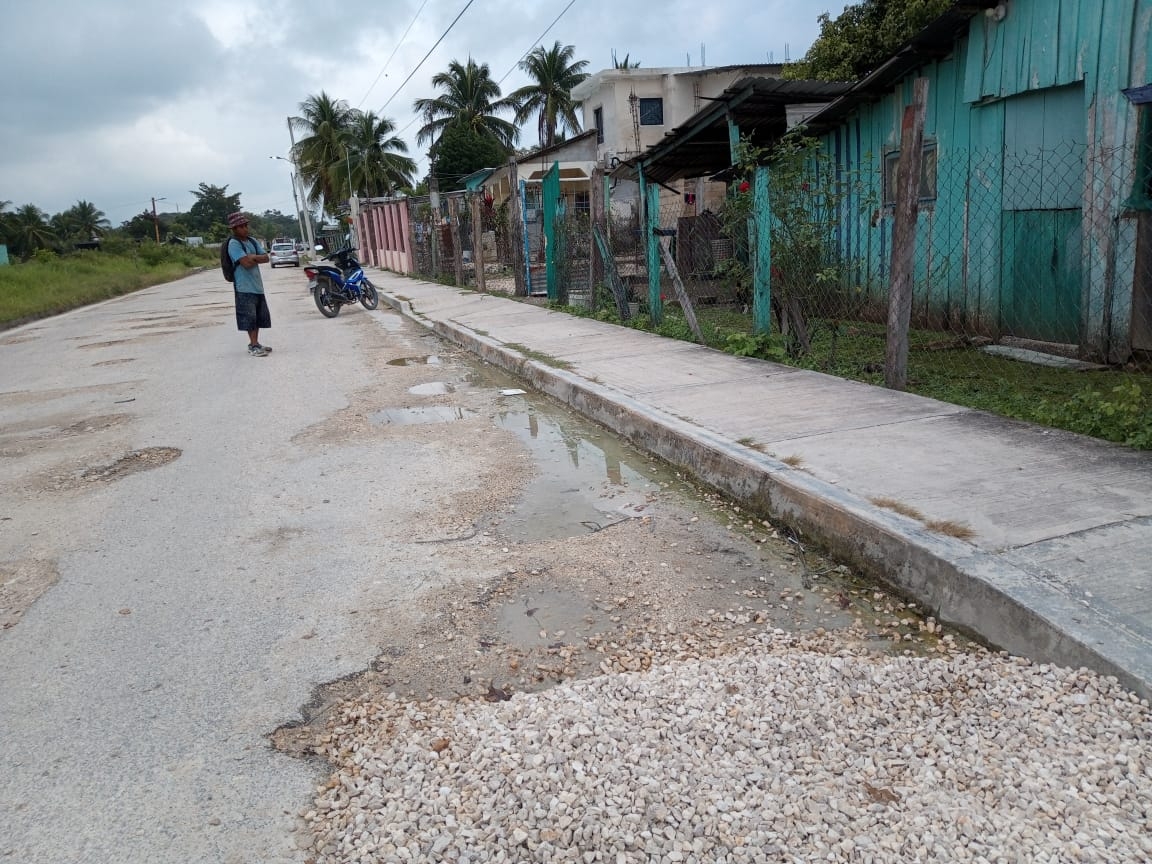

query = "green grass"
(547, 299), (1152, 447)
(0, 247), (216, 327)
(504, 342), (573, 370)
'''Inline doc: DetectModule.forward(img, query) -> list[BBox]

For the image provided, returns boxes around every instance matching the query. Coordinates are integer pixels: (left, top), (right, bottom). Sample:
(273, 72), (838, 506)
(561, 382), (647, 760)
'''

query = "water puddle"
(387, 355), (441, 366)
(408, 382), (455, 396)
(370, 406), (476, 425)
(487, 408), (671, 542)
(494, 588), (603, 646)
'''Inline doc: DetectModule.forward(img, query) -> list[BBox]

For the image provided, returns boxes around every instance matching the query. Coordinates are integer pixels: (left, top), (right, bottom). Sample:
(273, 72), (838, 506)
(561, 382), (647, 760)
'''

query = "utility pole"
(151, 197), (166, 244)
(286, 116), (317, 249)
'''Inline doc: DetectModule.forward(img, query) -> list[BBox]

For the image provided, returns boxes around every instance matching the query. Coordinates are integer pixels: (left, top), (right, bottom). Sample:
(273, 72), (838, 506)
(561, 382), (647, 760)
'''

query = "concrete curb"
(383, 291), (1152, 699)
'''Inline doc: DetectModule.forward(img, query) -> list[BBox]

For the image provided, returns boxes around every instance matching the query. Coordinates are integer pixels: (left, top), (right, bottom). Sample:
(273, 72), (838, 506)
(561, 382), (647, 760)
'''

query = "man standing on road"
(227, 211), (273, 358)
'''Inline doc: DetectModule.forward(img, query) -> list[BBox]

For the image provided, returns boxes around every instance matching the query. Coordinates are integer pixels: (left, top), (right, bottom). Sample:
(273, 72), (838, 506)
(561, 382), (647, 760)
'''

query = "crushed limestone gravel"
(300, 629), (1152, 863)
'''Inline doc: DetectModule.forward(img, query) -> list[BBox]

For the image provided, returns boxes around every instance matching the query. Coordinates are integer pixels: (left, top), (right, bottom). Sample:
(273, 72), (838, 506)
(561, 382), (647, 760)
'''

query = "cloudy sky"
(0, 0), (846, 227)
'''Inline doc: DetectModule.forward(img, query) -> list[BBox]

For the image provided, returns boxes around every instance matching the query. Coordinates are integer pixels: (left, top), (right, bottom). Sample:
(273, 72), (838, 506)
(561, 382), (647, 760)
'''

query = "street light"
(270, 154), (316, 249)
(151, 197), (166, 244)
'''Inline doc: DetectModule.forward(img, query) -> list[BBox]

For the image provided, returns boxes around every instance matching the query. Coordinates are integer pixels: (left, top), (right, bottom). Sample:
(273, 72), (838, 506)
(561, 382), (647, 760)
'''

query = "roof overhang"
(612, 77), (851, 185)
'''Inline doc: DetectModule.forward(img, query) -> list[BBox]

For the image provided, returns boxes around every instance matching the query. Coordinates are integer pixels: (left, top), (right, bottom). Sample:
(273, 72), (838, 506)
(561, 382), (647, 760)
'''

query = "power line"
(497, 0), (579, 86)
(379, 0), (477, 112)
(358, 0), (431, 109)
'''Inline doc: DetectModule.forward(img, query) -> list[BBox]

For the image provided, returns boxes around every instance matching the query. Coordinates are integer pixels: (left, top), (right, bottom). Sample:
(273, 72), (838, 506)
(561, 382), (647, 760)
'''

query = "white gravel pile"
(302, 632), (1152, 863)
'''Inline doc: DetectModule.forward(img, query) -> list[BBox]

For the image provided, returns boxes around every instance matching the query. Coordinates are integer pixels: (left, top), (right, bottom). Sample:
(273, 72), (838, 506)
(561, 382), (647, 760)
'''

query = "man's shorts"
(234, 291), (271, 331)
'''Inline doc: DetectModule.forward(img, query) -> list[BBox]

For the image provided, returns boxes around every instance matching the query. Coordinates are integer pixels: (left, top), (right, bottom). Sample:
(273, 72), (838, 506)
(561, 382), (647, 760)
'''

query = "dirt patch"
(0, 559), (59, 630)
(0, 413), (133, 458)
(0, 334), (36, 346)
(78, 447), (182, 484)
(78, 339), (132, 350)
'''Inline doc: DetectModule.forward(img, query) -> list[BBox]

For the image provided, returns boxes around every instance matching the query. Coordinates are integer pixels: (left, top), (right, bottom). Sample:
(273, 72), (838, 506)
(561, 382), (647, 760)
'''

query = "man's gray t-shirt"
(229, 238), (265, 294)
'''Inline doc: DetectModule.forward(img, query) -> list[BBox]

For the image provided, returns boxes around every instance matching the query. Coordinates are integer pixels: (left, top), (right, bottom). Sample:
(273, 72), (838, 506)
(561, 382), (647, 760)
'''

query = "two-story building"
(571, 64), (788, 216)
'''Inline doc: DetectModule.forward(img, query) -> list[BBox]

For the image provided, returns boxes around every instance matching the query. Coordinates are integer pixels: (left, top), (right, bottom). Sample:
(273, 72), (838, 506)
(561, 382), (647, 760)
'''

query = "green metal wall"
(818, 0), (1150, 355)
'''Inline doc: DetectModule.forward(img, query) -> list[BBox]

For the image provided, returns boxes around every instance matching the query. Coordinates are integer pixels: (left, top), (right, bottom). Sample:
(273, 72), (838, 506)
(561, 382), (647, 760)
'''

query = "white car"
(269, 242), (300, 268)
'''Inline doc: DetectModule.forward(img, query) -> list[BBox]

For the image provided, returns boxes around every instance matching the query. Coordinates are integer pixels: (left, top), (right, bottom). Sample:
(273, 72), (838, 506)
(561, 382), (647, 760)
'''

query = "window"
(882, 141), (938, 205)
(638, 97), (664, 126)
(593, 106), (604, 144)
(574, 190), (590, 214)
(1130, 107), (1152, 210)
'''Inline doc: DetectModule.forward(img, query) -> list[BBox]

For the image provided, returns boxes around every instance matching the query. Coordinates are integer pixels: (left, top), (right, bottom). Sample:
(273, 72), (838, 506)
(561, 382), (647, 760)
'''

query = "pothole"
(79, 447), (182, 483)
(0, 558), (59, 630)
(484, 408), (665, 542)
(369, 407), (476, 425)
(387, 355), (441, 366)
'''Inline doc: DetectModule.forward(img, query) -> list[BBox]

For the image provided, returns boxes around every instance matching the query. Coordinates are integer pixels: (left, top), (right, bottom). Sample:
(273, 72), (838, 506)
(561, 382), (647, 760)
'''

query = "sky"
(0, 0), (847, 227)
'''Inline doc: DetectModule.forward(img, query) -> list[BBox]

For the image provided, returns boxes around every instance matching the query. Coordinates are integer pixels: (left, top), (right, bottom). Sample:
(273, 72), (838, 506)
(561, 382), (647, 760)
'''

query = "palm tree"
(337, 111), (418, 198)
(291, 92), (357, 213)
(507, 42), (589, 150)
(67, 200), (111, 239)
(413, 58), (518, 153)
(9, 204), (55, 258)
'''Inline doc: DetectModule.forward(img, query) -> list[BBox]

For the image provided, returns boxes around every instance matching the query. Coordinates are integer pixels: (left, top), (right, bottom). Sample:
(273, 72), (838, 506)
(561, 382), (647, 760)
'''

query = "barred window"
(638, 98), (664, 126)
(882, 141), (937, 206)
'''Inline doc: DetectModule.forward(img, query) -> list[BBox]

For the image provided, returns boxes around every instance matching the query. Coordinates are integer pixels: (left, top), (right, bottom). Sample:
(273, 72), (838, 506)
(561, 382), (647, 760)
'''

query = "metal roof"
(613, 77), (852, 185)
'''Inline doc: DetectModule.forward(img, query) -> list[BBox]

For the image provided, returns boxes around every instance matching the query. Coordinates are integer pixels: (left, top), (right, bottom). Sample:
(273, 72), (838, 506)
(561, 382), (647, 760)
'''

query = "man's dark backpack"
(220, 237), (254, 283)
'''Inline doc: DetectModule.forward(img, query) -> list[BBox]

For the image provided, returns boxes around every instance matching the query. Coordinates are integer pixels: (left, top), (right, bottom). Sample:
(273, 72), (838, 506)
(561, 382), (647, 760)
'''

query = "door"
(1000, 209), (1082, 343)
(1000, 84), (1085, 343)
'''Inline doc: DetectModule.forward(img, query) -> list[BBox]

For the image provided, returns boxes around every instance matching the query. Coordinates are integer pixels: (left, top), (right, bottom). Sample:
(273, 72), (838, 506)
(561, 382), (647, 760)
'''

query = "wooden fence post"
(507, 159), (526, 296)
(885, 78), (929, 390)
(471, 193), (486, 293)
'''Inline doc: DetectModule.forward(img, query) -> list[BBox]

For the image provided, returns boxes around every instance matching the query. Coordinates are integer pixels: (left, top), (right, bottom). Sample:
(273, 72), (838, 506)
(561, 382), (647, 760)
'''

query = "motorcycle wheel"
(314, 279), (341, 318)
(359, 279), (379, 310)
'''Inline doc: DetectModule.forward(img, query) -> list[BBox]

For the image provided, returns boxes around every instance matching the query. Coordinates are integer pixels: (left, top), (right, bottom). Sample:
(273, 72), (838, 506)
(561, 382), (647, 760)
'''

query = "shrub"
(1036, 382), (1152, 448)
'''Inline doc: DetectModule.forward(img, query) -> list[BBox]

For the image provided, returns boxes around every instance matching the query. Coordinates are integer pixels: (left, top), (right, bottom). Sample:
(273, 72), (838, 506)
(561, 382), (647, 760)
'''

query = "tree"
(507, 42), (590, 150)
(784, 0), (952, 81)
(120, 210), (163, 242)
(52, 200), (111, 244)
(338, 110), (417, 198)
(187, 183), (241, 233)
(8, 204), (55, 258)
(431, 121), (511, 192)
(291, 91), (357, 214)
(413, 58), (518, 154)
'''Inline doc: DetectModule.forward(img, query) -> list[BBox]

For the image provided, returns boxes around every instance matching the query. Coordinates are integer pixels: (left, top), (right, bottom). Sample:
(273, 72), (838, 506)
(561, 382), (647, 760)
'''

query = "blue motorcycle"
(305, 246), (379, 318)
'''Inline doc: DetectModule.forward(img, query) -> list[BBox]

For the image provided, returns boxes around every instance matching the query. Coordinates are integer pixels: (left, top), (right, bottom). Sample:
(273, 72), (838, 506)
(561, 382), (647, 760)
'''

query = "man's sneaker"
(255, 343), (272, 353)
(248, 344), (269, 357)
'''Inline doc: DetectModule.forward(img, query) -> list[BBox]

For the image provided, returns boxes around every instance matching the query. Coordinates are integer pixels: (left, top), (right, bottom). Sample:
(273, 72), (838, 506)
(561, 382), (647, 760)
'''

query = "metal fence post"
(752, 165), (772, 335)
(641, 166), (663, 323)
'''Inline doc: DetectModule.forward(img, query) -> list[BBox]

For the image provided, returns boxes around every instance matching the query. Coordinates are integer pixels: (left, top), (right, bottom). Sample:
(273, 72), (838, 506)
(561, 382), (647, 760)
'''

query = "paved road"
(0, 266), (455, 863)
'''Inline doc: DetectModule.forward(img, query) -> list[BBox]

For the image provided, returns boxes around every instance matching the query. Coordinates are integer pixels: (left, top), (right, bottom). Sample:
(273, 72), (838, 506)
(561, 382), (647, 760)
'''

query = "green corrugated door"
(1000, 84), (1085, 343)
(1001, 209), (1082, 343)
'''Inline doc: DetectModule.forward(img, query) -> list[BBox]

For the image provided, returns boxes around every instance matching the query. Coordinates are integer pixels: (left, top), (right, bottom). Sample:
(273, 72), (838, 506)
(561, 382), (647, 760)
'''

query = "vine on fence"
(719, 130), (871, 361)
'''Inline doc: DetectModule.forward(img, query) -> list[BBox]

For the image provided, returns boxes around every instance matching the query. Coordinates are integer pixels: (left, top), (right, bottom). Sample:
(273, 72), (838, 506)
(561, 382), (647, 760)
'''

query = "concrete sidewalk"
(375, 272), (1152, 697)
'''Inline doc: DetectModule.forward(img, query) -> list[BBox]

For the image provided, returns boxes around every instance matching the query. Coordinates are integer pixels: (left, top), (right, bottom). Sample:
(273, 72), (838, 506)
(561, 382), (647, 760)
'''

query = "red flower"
(738, 180), (750, 193)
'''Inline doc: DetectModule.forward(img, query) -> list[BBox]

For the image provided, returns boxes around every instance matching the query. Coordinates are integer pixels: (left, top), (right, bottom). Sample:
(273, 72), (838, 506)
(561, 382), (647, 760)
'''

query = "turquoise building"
(802, 0), (1152, 360)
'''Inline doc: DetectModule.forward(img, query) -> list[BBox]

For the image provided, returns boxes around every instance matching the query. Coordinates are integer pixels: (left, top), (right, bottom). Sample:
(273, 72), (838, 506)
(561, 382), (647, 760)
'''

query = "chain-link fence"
(574, 138), (1151, 447)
